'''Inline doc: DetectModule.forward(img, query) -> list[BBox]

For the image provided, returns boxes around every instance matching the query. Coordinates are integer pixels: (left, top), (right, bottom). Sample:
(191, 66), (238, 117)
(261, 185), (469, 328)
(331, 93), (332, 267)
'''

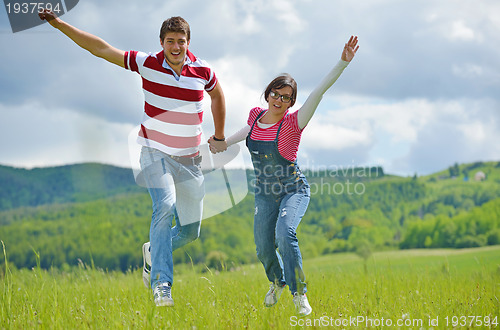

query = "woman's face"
(267, 86), (293, 115)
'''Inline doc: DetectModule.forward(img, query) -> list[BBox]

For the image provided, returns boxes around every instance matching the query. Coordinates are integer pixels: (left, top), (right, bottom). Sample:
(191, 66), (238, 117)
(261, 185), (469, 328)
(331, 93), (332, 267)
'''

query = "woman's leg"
(253, 192), (286, 286)
(275, 185), (310, 294)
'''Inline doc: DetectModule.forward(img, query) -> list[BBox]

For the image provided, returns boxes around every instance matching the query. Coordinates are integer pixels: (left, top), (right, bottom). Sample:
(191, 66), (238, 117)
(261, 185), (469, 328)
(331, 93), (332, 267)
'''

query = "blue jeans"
(253, 182), (310, 294)
(140, 147), (204, 289)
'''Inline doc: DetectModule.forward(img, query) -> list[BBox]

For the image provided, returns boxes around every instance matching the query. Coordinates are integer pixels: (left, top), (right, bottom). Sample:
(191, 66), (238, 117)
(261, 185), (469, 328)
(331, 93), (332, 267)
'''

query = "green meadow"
(2, 244), (499, 329)
(1, 161), (499, 328)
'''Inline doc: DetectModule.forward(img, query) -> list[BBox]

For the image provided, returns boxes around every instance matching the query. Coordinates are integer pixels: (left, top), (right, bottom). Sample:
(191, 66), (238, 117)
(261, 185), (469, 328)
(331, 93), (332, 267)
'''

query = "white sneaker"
(153, 282), (174, 307)
(264, 282), (285, 307)
(293, 292), (312, 316)
(142, 242), (151, 288)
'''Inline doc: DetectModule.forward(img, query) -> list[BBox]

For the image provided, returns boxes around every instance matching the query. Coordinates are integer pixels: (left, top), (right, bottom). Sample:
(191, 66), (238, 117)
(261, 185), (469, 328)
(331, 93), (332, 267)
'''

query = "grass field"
(2, 245), (499, 329)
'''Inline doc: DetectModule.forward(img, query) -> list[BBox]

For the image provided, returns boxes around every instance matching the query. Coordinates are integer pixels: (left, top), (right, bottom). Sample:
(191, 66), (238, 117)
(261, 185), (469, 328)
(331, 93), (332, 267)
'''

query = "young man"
(39, 10), (227, 306)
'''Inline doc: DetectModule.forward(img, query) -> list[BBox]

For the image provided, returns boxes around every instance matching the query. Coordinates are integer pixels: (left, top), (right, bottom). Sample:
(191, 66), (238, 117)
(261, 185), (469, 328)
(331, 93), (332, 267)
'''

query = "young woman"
(210, 36), (359, 316)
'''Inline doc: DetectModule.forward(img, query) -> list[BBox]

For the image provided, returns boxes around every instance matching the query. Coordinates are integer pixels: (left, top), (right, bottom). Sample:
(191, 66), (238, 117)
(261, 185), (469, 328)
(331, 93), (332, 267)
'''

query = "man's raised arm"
(39, 9), (125, 68)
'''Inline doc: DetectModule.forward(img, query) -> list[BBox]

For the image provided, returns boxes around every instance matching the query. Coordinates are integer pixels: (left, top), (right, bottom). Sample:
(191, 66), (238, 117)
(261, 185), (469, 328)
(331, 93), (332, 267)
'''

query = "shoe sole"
(297, 309), (312, 317)
(264, 286), (284, 307)
(155, 299), (174, 307)
(264, 298), (278, 307)
(142, 243), (151, 288)
(142, 267), (150, 288)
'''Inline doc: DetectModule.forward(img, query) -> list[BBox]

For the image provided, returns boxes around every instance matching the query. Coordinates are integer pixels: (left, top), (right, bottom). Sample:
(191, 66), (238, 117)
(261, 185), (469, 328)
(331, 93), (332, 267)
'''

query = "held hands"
(341, 36), (359, 62)
(208, 135), (227, 154)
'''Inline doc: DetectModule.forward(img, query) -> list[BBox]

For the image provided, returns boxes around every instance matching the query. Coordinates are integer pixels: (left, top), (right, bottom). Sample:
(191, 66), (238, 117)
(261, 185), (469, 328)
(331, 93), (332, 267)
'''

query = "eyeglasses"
(269, 90), (293, 103)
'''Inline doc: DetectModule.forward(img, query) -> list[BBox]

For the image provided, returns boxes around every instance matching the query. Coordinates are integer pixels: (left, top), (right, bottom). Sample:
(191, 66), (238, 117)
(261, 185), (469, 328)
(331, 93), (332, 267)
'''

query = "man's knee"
(152, 204), (175, 228)
(180, 222), (200, 241)
(153, 198), (175, 219)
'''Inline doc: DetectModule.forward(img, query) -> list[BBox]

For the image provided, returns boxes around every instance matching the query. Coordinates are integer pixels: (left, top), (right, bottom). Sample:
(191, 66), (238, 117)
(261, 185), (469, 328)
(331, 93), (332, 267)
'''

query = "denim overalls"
(247, 111), (311, 294)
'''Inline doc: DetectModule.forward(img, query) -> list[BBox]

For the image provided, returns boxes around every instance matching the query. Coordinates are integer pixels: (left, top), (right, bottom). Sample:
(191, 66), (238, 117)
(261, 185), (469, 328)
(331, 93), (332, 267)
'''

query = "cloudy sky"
(1, 0), (499, 176)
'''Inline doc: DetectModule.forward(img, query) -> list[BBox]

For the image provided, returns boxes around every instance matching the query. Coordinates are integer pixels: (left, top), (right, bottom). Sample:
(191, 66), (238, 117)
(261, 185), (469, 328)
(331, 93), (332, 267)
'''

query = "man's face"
(161, 32), (190, 69)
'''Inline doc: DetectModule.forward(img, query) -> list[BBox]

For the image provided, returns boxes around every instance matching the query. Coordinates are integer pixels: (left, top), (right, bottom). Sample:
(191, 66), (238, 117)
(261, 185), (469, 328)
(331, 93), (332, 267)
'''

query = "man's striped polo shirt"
(124, 49), (218, 157)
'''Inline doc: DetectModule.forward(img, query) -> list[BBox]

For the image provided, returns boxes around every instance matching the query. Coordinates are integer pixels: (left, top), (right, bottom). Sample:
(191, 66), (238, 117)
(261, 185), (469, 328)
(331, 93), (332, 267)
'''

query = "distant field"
(2, 246), (499, 329)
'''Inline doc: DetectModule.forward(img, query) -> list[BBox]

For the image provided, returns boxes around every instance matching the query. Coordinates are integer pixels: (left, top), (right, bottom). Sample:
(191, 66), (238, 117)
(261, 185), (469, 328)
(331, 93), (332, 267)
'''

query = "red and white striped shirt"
(247, 107), (304, 162)
(124, 50), (218, 156)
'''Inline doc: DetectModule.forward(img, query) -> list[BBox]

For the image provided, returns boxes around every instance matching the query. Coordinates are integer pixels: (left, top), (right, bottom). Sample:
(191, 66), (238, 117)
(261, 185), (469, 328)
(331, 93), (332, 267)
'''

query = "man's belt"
(168, 154), (202, 166)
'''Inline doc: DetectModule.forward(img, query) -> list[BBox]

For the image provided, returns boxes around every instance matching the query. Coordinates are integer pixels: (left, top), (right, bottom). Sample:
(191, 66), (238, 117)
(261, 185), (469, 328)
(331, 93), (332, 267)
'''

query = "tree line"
(1, 161), (499, 271)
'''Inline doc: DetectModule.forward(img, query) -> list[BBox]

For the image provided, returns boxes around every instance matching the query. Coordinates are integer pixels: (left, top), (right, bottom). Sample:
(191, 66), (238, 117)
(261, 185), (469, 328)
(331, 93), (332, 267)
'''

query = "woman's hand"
(208, 136), (228, 154)
(341, 36), (359, 62)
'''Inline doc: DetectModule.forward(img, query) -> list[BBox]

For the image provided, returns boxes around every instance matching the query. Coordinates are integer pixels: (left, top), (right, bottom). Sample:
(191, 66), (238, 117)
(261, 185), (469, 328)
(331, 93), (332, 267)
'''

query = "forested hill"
(1, 161), (499, 271)
(0, 163), (143, 210)
(0, 163), (385, 212)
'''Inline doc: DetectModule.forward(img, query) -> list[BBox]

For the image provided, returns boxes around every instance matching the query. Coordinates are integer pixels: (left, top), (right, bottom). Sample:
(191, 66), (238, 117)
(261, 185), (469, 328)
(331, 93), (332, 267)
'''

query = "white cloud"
(392, 98), (500, 175)
(450, 20), (476, 41)
(314, 96), (435, 143)
(452, 63), (483, 78)
(0, 102), (135, 168)
(421, 0), (488, 43)
(459, 121), (487, 143)
(302, 119), (372, 150)
(202, 55), (266, 134)
(294, 96), (500, 175)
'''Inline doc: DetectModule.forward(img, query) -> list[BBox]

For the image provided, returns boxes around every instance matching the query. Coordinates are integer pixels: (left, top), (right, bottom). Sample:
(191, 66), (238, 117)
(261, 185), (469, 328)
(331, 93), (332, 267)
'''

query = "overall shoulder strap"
(274, 116), (286, 142)
(249, 110), (266, 134)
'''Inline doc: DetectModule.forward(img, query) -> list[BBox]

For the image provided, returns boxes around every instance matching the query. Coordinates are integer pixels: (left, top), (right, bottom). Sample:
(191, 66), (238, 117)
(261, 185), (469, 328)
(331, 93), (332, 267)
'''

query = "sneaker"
(293, 292), (312, 316)
(142, 242), (151, 288)
(153, 282), (174, 307)
(264, 282), (285, 307)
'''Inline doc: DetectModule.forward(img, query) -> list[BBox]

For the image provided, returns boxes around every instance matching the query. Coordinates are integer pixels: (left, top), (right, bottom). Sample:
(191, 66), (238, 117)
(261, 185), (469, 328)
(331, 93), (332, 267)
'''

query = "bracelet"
(213, 136), (225, 141)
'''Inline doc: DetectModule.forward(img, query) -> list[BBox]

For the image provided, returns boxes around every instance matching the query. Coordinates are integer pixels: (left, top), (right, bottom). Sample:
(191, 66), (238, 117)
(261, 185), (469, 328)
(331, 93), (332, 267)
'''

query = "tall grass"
(1, 245), (499, 329)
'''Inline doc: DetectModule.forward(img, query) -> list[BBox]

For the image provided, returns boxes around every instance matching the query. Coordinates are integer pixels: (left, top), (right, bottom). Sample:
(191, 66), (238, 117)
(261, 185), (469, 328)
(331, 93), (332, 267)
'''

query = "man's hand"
(341, 36), (359, 62)
(208, 136), (227, 154)
(39, 9), (61, 28)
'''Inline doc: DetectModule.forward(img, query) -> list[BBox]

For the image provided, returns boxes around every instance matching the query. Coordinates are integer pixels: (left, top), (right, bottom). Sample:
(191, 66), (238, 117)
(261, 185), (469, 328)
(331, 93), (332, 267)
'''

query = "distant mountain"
(2, 161), (498, 212)
(0, 163), (143, 211)
(0, 161), (385, 212)
(0, 160), (499, 271)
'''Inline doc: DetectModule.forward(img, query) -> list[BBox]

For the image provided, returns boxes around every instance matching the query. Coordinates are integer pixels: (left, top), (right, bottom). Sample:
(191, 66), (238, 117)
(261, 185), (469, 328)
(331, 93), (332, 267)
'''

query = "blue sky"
(0, 0), (499, 176)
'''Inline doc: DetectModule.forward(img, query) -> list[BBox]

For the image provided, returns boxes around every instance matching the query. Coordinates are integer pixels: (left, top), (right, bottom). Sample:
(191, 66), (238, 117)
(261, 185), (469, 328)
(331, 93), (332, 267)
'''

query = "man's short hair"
(160, 16), (191, 41)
